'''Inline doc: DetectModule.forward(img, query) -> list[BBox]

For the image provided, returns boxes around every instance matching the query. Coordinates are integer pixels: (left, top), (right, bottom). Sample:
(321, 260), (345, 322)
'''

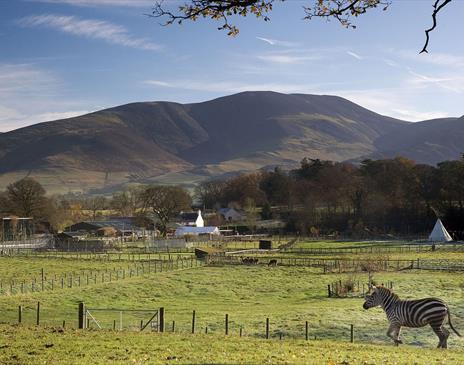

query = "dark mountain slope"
(0, 91), (459, 193)
(182, 91), (407, 164)
(366, 116), (464, 164)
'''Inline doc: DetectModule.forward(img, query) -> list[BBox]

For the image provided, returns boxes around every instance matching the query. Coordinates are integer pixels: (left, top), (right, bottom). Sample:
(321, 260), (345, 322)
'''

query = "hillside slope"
(365, 116), (464, 164)
(0, 91), (459, 193)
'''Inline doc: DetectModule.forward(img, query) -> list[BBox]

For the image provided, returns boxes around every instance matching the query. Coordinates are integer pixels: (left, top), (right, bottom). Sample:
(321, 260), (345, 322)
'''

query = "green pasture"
(1, 325), (463, 365)
(0, 256), (201, 296)
(0, 265), (463, 349)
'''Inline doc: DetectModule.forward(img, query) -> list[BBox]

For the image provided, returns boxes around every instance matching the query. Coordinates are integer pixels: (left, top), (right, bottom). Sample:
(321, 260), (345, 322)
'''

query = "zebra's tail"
(448, 309), (462, 337)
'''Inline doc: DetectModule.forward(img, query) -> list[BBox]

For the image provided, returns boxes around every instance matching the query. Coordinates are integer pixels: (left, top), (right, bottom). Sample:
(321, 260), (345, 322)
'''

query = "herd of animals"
(239, 257), (461, 348)
(241, 257), (277, 266)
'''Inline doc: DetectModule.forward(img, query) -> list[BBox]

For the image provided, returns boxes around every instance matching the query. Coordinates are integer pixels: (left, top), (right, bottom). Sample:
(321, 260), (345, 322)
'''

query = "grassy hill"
(0, 91), (460, 193)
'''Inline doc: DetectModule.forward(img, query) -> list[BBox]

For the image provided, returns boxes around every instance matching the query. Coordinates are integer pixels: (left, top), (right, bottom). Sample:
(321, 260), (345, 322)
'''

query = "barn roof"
(174, 226), (219, 236)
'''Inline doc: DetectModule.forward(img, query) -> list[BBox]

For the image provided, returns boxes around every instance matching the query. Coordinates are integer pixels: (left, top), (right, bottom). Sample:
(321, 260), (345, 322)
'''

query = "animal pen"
(78, 302), (165, 332)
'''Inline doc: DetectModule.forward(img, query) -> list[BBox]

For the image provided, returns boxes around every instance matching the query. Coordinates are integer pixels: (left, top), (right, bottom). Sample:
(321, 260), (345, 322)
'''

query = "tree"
(5, 178), (47, 218)
(222, 173), (266, 207)
(84, 196), (108, 221)
(111, 186), (144, 217)
(194, 180), (226, 210)
(260, 168), (290, 207)
(152, 0), (453, 53)
(142, 185), (192, 236)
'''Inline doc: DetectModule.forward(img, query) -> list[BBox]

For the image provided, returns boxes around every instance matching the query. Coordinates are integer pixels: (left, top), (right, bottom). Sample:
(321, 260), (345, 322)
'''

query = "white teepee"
(195, 210), (204, 228)
(428, 219), (453, 242)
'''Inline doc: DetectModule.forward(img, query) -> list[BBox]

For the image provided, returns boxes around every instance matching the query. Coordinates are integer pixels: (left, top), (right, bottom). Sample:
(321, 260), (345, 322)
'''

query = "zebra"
(363, 285), (461, 348)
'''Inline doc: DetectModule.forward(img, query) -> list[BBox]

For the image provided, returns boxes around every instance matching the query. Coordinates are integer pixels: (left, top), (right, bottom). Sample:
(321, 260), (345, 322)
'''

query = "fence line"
(0, 257), (205, 296)
(283, 243), (464, 255)
(11, 302), (364, 344)
(209, 255), (464, 272)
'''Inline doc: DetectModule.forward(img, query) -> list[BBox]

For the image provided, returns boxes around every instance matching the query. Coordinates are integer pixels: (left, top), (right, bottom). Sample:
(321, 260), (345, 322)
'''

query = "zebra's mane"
(377, 286), (400, 300)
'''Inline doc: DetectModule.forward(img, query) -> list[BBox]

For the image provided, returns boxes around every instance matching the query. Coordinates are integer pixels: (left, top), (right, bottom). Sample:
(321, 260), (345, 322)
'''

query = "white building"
(174, 226), (220, 237)
(195, 210), (204, 227)
(218, 208), (246, 222)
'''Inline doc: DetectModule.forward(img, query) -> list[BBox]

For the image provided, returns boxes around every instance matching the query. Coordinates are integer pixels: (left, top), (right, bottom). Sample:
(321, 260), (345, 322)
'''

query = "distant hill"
(364, 116), (464, 164)
(0, 91), (460, 193)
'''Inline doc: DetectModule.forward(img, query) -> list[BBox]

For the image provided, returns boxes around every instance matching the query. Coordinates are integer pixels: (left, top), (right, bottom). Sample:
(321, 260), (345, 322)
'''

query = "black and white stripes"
(363, 286), (461, 348)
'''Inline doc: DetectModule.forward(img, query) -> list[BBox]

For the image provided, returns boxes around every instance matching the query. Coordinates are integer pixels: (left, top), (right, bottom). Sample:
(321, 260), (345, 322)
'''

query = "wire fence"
(5, 302), (453, 348)
(0, 258), (205, 296)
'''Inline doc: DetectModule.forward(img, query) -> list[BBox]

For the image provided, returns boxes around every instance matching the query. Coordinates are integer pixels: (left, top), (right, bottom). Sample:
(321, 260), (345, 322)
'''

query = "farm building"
(179, 210), (204, 227)
(2, 217), (34, 241)
(174, 226), (220, 237)
(55, 232), (106, 251)
(64, 217), (142, 236)
(218, 208), (246, 222)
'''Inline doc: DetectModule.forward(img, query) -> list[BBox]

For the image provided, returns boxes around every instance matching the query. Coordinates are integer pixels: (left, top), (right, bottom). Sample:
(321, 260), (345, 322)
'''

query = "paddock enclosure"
(0, 238), (463, 364)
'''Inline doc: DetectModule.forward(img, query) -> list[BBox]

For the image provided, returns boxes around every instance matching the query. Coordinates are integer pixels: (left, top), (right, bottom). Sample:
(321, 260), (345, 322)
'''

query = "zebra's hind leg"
(387, 324), (402, 346)
(431, 324), (449, 348)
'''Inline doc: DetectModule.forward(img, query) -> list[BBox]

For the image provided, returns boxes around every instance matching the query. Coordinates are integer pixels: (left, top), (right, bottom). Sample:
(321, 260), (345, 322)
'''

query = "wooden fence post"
(18, 305), (22, 323)
(159, 307), (165, 333)
(305, 321), (308, 340)
(192, 310), (196, 334)
(78, 302), (86, 329)
(327, 284), (331, 297)
(225, 314), (229, 335)
(172, 320), (175, 332)
(350, 324), (354, 343)
(266, 318), (269, 339)
(36, 302), (40, 326)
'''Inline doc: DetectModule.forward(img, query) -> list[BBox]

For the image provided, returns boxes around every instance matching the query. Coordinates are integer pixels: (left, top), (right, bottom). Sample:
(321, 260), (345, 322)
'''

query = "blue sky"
(1, 0), (463, 132)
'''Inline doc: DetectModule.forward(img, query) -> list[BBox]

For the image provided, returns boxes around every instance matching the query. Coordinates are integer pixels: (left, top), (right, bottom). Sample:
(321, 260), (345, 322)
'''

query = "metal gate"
(78, 303), (164, 332)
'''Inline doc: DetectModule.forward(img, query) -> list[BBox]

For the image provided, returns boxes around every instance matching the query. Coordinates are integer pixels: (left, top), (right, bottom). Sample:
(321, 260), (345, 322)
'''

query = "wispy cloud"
(31, 0), (154, 7)
(329, 87), (453, 122)
(347, 51), (363, 60)
(18, 14), (160, 51)
(398, 50), (464, 67)
(0, 63), (93, 132)
(407, 70), (464, 93)
(390, 108), (451, 122)
(256, 37), (299, 47)
(144, 79), (327, 94)
(257, 51), (321, 64)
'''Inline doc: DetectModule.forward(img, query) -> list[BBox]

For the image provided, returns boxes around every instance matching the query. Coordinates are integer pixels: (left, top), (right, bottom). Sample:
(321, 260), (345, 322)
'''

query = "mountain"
(365, 116), (464, 164)
(0, 91), (459, 193)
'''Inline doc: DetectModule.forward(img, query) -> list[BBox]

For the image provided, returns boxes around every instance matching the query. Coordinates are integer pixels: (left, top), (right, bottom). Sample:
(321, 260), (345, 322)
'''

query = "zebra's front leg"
(386, 324), (402, 346)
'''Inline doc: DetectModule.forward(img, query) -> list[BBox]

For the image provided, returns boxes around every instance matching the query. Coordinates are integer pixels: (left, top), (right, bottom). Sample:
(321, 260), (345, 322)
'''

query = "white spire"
(195, 209), (204, 227)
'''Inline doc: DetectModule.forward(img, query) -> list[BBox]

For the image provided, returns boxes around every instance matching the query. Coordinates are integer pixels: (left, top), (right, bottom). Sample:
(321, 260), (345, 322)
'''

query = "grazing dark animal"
(241, 257), (258, 265)
(268, 259), (277, 266)
(363, 286), (461, 348)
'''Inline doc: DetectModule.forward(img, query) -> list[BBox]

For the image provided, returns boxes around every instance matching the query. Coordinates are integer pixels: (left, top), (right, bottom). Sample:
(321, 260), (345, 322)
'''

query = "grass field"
(1, 265), (463, 346)
(1, 325), (463, 365)
(1, 240), (464, 364)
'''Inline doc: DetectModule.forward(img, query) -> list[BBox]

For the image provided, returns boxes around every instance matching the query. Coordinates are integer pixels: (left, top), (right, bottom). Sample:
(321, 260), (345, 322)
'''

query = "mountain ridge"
(0, 91), (460, 194)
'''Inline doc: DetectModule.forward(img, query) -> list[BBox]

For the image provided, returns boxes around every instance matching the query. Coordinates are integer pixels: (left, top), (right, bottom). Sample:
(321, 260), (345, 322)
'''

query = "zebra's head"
(363, 286), (382, 309)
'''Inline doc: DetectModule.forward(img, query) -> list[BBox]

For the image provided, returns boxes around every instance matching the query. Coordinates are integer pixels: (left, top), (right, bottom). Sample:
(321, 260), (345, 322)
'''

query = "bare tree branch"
(151, 0), (275, 36)
(151, 0), (454, 52)
(420, 0), (453, 54)
(303, 0), (391, 29)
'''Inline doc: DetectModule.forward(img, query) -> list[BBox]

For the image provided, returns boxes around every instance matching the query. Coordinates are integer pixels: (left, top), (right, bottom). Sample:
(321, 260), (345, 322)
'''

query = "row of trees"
(0, 180), (192, 236)
(194, 156), (464, 237)
(2, 156), (464, 237)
